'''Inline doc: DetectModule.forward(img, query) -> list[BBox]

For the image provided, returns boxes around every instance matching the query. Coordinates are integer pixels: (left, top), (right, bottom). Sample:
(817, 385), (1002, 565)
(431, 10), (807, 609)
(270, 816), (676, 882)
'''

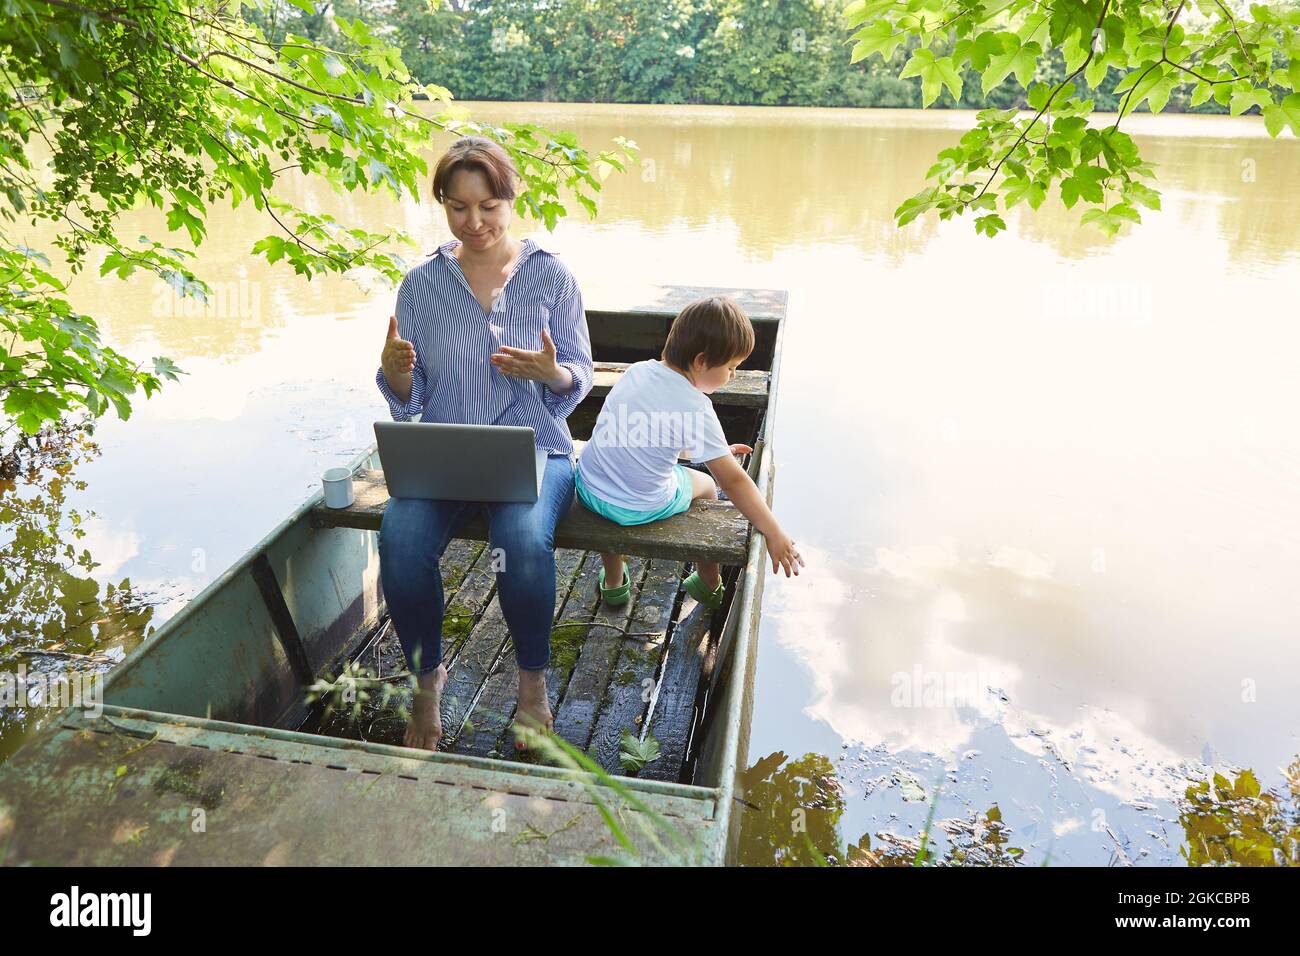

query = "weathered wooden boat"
(0, 284), (787, 866)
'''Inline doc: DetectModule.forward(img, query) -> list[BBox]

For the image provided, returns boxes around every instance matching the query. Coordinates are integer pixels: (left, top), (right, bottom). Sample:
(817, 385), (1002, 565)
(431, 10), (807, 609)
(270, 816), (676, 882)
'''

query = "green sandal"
(683, 570), (726, 611)
(598, 567), (631, 607)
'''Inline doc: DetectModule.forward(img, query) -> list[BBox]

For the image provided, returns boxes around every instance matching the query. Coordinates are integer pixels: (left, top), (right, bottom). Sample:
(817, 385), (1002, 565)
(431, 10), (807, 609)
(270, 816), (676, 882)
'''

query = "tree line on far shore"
(249, 0), (1237, 114)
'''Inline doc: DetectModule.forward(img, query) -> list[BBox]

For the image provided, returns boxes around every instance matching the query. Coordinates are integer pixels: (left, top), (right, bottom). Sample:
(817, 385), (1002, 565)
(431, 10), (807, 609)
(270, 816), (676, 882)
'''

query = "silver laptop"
(374, 422), (547, 503)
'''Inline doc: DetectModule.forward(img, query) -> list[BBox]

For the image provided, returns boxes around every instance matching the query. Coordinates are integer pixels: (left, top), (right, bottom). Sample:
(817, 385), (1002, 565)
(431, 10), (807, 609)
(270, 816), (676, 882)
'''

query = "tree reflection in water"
(0, 420), (156, 761)
(1179, 761), (1300, 867)
(739, 750), (1300, 867)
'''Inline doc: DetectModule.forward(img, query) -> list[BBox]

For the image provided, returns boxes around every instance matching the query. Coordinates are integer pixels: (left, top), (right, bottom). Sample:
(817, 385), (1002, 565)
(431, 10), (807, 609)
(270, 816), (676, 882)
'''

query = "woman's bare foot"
(404, 663), (448, 750)
(514, 668), (554, 752)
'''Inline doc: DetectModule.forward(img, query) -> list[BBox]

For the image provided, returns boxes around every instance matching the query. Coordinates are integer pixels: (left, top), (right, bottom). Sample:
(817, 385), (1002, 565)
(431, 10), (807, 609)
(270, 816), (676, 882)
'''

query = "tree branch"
(968, 0), (1113, 205)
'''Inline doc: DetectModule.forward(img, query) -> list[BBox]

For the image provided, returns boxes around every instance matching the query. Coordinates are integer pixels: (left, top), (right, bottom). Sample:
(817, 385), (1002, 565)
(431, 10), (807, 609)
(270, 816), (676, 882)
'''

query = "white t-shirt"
(577, 359), (732, 511)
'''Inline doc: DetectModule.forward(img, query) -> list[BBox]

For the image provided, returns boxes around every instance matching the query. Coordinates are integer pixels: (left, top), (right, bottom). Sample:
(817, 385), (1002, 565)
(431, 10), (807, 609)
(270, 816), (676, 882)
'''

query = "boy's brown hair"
(432, 135), (521, 204)
(662, 295), (755, 371)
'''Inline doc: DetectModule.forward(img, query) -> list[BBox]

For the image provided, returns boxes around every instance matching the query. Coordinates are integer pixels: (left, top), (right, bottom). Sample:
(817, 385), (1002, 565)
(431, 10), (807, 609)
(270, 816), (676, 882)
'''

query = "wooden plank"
(446, 550), (601, 760)
(640, 593), (718, 783)
(583, 285), (787, 324)
(440, 539), (487, 602)
(440, 549), (585, 750)
(542, 553), (603, 715)
(444, 548), (591, 756)
(589, 362), (768, 407)
(303, 542), (495, 744)
(311, 472), (751, 565)
(438, 543), (500, 661)
(550, 558), (651, 754)
(583, 289), (783, 370)
(587, 558), (683, 776)
(684, 573), (745, 774)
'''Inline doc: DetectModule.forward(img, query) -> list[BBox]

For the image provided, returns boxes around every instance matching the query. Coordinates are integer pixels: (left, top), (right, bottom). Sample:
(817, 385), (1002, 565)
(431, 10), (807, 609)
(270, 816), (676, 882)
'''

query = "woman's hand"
(381, 315), (416, 404)
(381, 315), (416, 378)
(729, 443), (754, 457)
(491, 327), (573, 393)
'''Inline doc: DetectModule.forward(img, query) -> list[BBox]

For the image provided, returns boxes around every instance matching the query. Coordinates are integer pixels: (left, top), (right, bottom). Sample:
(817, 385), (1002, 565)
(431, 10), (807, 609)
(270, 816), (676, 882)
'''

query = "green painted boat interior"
(0, 286), (786, 866)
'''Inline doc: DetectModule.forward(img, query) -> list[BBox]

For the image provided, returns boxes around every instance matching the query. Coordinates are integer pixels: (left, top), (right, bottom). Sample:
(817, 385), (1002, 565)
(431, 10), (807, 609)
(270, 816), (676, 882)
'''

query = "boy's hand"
(764, 529), (804, 578)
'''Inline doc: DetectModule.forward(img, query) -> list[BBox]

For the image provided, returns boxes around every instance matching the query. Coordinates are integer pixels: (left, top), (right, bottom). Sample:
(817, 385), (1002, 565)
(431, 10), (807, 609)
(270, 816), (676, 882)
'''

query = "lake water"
(6, 103), (1299, 865)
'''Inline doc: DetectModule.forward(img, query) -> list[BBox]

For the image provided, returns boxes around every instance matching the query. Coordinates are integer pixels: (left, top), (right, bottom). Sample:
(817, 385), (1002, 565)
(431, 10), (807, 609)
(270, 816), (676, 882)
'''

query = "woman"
(376, 135), (593, 751)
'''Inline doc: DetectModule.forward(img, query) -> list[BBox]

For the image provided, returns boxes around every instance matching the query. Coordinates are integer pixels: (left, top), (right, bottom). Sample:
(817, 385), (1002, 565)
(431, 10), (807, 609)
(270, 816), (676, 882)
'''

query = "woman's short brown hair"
(432, 135), (520, 204)
(662, 296), (755, 371)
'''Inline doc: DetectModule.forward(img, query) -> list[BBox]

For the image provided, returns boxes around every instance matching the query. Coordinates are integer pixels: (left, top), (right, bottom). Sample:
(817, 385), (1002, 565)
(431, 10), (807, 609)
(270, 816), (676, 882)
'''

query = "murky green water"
(4, 103), (1298, 864)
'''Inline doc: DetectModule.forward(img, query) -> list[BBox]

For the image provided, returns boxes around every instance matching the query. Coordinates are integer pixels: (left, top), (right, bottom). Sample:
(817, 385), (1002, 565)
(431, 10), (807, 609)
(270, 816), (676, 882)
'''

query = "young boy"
(574, 295), (804, 609)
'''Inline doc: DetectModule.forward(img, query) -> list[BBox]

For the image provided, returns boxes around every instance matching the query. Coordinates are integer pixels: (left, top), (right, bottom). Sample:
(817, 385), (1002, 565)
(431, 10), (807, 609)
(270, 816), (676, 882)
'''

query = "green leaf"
(901, 50), (962, 107)
(152, 356), (185, 382)
(1110, 203), (1141, 224)
(367, 158), (396, 189)
(894, 188), (941, 226)
(1146, 75), (1178, 115)
(1060, 166), (1108, 208)
(1080, 203), (1139, 236)
(1124, 181), (1162, 210)
(1085, 49), (1111, 89)
(618, 732), (662, 773)
(850, 19), (904, 64)
(1062, 34), (1089, 74)
(1051, 116), (1088, 144)
(955, 31), (1004, 72)
(1004, 177), (1046, 210)
(252, 235), (287, 265)
(161, 270), (208, 303)
(984, 37), (1040, 94)
(1113, 63), (1153, 97)
(165, 205), (205, 245)
(1230, 87), (1272, 117)
(1015, 12), (1048, 44)
(1262, 94), (1300, 136)
(934, 56), (963, 103)
(1121, 64), (1167, 112)
(1026, 82), (1053, 111)
(843, 0), (895, 28)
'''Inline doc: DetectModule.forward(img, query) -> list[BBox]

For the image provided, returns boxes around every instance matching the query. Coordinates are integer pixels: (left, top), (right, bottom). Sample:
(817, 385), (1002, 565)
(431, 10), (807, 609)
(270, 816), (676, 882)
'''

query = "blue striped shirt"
(375, 236), (594, 457)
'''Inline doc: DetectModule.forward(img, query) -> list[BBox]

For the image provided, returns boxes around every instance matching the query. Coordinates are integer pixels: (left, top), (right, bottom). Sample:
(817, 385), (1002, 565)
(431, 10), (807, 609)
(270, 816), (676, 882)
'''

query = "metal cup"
(322, 466), (355, 509)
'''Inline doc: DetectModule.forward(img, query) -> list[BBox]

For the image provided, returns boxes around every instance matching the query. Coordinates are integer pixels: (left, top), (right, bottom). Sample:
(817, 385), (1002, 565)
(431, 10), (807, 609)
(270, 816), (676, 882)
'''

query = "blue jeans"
(377, 453), (575, 674)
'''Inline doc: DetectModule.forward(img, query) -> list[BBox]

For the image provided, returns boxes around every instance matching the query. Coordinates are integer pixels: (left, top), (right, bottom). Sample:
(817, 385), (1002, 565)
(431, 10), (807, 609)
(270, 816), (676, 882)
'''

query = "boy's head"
(662, 296), (755, 393)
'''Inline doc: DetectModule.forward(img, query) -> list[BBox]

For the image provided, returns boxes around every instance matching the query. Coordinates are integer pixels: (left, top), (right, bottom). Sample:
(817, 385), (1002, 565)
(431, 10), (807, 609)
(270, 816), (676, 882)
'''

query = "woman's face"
(443, 168), (513, 253)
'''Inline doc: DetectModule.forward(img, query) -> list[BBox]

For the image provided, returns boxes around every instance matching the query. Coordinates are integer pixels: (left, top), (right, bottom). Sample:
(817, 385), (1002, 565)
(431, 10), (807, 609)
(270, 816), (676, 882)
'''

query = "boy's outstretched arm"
(704, 453), (805, 577)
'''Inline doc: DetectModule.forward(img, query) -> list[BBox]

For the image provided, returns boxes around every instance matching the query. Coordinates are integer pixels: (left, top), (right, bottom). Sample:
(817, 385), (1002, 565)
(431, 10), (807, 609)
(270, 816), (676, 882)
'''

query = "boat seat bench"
(310, 360), (766, 565)
(590, 361), (769, 407)
(310, 471), (751, 565)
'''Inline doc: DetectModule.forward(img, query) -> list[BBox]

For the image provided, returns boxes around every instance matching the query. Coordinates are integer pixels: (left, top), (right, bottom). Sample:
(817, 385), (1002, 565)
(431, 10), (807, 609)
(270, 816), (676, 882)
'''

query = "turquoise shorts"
(575, 464), (694, 527)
